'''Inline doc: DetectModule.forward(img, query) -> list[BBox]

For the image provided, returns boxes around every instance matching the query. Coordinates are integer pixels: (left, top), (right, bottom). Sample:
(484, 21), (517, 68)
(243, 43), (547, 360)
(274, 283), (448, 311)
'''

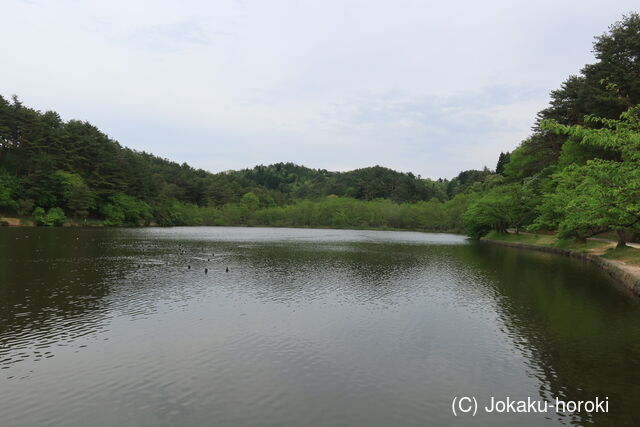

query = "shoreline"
(481, 237), (640, 297)
(8, 211), (638, 296)
(0, 216), (461, 234)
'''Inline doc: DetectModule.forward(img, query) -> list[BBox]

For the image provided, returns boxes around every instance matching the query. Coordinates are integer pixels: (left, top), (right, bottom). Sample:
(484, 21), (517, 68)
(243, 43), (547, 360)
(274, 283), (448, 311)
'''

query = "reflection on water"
(0, 227), (638, 426)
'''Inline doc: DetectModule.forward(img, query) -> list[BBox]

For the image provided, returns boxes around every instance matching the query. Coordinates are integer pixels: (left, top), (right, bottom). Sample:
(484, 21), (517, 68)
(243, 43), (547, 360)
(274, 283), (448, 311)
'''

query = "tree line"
(1, 14), (639, 244)
(0, 97), (487, 230)
(463, 13), (640, 247)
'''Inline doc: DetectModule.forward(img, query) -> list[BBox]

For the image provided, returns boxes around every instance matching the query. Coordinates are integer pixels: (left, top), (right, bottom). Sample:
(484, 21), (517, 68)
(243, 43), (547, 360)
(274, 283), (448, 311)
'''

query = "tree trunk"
(616, 230), (627, 248)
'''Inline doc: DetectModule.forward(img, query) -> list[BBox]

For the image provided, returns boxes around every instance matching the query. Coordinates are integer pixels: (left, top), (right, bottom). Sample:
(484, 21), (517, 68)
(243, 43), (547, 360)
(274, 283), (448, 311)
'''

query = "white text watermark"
(451, 396), (609, 417)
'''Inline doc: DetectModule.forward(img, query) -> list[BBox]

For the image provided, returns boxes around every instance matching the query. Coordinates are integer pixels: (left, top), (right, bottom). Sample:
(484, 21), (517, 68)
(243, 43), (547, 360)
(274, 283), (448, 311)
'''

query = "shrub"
(33, 207), (67, 226)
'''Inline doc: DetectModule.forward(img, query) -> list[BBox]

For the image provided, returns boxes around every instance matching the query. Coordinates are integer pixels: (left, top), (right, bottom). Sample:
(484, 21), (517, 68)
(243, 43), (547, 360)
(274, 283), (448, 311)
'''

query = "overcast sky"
(2, 1), (638, 178)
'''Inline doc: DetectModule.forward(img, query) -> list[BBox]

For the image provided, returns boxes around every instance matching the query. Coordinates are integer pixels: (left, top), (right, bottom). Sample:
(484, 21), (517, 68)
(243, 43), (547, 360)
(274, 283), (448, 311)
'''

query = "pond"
(1, 227), (638, 426)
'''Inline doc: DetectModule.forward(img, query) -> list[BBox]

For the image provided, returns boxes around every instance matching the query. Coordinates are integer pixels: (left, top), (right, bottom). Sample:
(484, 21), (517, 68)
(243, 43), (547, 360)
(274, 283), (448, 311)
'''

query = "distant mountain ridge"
(0, 95), (490, 226)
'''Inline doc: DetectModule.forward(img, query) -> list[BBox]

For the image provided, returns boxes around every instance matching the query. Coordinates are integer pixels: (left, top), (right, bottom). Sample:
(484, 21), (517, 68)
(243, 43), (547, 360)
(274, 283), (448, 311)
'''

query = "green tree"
(100, 193), (152, 226)
(495, 152), (510, 175)
(54, 170), (95, 218)
(241, 192), (260, 211)
(0, 167), (19, 209)
(15, 199), (34, 216)
(33, 206), (66, 226)
(537, 160), (639, 246)
(537, 106), (640, 246)
(463, 183), (538, 239)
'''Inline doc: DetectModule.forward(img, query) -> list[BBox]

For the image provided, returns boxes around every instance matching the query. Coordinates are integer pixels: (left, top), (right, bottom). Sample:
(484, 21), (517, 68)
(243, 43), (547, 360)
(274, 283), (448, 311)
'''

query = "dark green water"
(0, 227), (639, 426)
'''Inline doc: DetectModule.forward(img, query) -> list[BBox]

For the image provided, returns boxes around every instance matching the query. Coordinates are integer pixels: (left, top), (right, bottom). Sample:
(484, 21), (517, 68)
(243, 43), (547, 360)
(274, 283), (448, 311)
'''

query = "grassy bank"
(602, 246), (640, 264)
(483, 231), (616, 253)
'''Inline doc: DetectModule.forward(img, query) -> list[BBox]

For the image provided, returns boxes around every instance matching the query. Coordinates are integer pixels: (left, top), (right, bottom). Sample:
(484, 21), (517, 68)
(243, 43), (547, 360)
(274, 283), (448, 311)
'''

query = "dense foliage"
(0, 96), (484, 230)
(1, 13), (639, 242)
(464, 13), (640, 246)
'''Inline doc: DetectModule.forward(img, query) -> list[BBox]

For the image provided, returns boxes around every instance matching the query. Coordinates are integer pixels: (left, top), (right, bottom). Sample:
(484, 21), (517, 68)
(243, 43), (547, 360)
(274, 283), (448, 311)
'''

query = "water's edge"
(0, 217), (462, 234)
(481, 238), (640, 296)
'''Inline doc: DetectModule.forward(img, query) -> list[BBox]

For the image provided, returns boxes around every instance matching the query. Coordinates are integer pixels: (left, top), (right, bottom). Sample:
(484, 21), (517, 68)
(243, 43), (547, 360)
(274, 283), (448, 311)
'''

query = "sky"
(2, 0), (638, 179)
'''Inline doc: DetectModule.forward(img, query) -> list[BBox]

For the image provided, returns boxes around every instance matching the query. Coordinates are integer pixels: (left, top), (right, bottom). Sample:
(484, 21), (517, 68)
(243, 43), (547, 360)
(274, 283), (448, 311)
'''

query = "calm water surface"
(1, 227), (639, 426)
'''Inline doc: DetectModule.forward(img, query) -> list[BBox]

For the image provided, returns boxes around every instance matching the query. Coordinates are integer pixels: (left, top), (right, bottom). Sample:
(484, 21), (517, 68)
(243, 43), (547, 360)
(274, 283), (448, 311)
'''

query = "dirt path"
(505, 229), (640, 250)
(588, 236), (640, 250)
(0, 217), (23, 226)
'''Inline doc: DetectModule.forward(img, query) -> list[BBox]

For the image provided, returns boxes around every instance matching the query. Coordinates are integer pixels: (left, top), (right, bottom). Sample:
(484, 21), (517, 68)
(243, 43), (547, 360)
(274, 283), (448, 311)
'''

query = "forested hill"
(0, 97), (488, 227)
(236, 163), (465, 202)
(463, 13), (640, 246)
(2, 13), (639, 242)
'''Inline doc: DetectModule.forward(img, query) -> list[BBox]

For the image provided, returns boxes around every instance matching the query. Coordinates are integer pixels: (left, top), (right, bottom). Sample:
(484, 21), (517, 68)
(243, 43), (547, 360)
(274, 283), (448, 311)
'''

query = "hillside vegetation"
(0, 102), (486, 230)
(1, 14), (639, 245)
